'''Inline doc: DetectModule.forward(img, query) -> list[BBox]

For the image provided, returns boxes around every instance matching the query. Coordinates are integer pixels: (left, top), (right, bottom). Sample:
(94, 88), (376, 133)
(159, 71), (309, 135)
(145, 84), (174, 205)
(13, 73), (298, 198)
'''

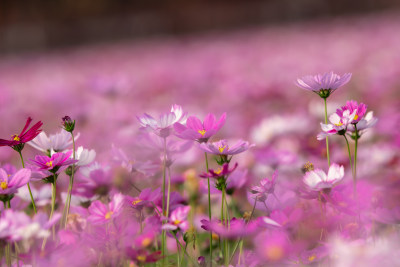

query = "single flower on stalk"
(295, 71), (352, 98)
(137, 104), (187, 138)
(62, 116), (75, 133)
(317, 109), (357, 140)
(0, 117), (43, 152)
(87, 193), (124, 225)
(199, 139), (254, 156)
(126, 187), (161, 211)
(28, 130), (81, 155)
(30, 151), (77, 174)
(337, 100), (367, 124)
(162, 206), (190, 232)
(174, 112), (226, 143)
(250, 170), (278, 202)
(200, 162), (238, 179)
(303, 163), (344, 191)
(347, 111), (378, 138)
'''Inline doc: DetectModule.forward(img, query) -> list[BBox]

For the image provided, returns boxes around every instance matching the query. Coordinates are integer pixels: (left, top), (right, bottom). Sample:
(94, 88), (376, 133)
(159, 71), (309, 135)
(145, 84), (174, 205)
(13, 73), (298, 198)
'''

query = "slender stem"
(173, 233), (200, 267)
(166, 166), (172, 225)
(49, 180), (57, 240)
(63, 132), (76, 228)
(343, 135), (355, 193)
(229, 197), (257, 264)
(18, 151), (37, 213)
(221, 187), (228, 267)
(161, 137), (167, 263)
(176, 236), (181, 267)
(354, 125), (359, 197)
(3, 200), (11, 267)
(323, 98), (331, 166)
(205, 152), (213, 267)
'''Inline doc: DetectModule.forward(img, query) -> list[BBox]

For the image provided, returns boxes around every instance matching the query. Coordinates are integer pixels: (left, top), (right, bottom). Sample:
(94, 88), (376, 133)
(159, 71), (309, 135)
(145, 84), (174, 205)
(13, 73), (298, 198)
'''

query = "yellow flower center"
(132, 199), (142, 206)
(353, 114), (358, 120)
(12, 135), (20, 141)
(308, 255), (316, 262)
(218, 145), (226, 153)
(137, 255), (146, 262)
(334, 121), (343, 127)
(46, 161), (53, 167)
(0, 181), (8, 190)
(141, 237), (152, 247)
(214, 168), (223, 175)
(173, 219), (181, 225)
(198, 129), (206, 136)
(265, 245), (284, 261)
(105, 211), (113, 220)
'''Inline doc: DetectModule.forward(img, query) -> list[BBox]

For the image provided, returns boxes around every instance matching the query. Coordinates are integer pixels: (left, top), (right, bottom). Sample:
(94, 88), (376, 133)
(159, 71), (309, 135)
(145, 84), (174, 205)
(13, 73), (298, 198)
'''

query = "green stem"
(63, 132), (76, 228)
(173, 233), (200, 267)
(18, 151), (37, 214)
(50, 180), (57, 240)
(176, 236), (181, 267)
(343, 135), (355, 192)
(205, 152), (213, 267)
(221, 187), (228, 267)
(161, 137), (167, 264)
(323, 98), (331, 166)
(354, 125), (359, 197)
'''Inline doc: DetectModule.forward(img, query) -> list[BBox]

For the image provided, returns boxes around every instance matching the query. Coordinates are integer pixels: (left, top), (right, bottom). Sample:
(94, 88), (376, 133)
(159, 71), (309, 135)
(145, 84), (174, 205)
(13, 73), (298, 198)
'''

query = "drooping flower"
(0, 117), (43, 151)
(250, 171), (278, 202)
(30, 151), (77, 173)
(28, 130), (81, 154)
(174, 112), (226, 142)
(199, 139), (254, 156)
(137, 104), (187, 138)
(317, 109), (357, 140)
(303, 163), (344, 191)
(0, 168), (31, 195)
(295, 71), (352, 98)
(87, 193), (124, 225)
(162, 206), (190, 232)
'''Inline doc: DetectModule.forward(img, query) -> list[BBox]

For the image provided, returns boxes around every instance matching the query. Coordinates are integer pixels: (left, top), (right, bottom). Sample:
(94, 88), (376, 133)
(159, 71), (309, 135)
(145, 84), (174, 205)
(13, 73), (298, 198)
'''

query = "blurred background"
(0, 0), (399, 166)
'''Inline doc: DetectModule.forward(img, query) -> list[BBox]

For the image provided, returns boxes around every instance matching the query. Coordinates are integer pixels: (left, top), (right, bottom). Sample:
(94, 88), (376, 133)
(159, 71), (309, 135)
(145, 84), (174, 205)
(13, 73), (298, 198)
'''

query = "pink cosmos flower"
(295, 71), (352, 98)
(201, 217), (258, 239)
(250, 171), (278, 202)
(0, 117), (43, 149)
(317, 109), (357, 140)
(0, 168), (31, 195)
(126, 187), (161, 210)
(199, 162), (238, 179)
(347, 111), (378, 135)
(337, 100), (367, 123)
(162, 206), (190, 232)
(28, 130), (81, 154)
(137, 104), (187, 138)
(303, 163), (344, 191)
(199, 139), (254, 155)
(87, 193), (124, 225)
(30, 151), (77, 173)
(173, 112), (226, 142)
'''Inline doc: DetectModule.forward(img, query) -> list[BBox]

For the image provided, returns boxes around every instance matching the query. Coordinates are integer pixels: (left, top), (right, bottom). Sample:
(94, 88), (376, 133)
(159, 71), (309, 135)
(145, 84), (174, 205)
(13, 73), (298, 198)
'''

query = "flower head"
(303, 163), (344, 191)
(0, 117), (43, 151)
(174, 112), (226, 143)
(295, 72), (352, 98)
(348, 111), (378, 136)
(30, 151), (77, 173)
(28, 130), (81, 154)
(200, 162), (238, 179)
(317, 109), (357, 140)
(199, 139), (254, 156)
(87, 193), (124, 225)
(0, 168), (31, 196)
(62, 116), (75, 133)
(162, 206), (190, 232)
(337, 100), (367, 123)
(137, 105), (187, 138)
(250, 170), (278, 202)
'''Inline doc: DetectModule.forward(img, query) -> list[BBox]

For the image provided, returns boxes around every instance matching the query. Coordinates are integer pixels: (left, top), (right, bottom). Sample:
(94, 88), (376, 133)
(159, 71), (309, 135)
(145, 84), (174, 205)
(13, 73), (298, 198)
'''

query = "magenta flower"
(201, 218), (257, 239)
(199, 139), (254, 155)
(0, 168), (31, 195)
(30, 151), (77, 173)
(200, 162), (238, 179)
(303, 163), (344, 191)
(0, 117), (43, 150)
(250, 171), (278, 202)
(295, 71), (352, 98)
(348, 111), (378, 135)
(255, 231), (291, 263)
(174, 112), (226, 142)
(317, 109), (357, 140)
(162, 206), (190, 232)
(337, 100), (367, 123)
(126, 187), (161, 210)
(87, 193), (124, 225)
(137, 104), (187, 138)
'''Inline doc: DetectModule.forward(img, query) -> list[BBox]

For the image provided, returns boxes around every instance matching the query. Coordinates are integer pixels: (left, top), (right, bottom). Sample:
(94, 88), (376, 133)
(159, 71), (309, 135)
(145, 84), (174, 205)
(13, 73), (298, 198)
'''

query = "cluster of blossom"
(0, 69), (399, 267)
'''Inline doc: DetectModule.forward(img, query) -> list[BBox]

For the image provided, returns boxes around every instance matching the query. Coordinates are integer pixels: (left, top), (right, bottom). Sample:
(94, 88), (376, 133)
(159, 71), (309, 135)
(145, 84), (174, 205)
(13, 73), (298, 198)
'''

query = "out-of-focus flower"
(0, 168), (31, 195)
(126, 187), (161, 210)
(87, 193), (124, 225)
(201, 217), (257, 239)
(30, 151), (77, 173)
(137, 104), (187, 138)
(28, 130), (81, 154)
(199, 139), (254, 155)
(162, 206), (190, 232)
(337, 100), (367, 123)
(126, 248), (161, 265)
(62, 116), (75, 133)
(348, 111), (378, 136)
(200, 162), (238, 179)
(74, 146), (96, 167)
(226, 169), (248, 194)
(174, 112), (226, 143)
(303, 163), (344, 191)
(0, 117), (43, 151)
(295, 71), (352, 98)
(134, 231), (156, 248)
(250, 171), (278, 202)
(317, 109), (357, 140)
(255, 231), (291, 263)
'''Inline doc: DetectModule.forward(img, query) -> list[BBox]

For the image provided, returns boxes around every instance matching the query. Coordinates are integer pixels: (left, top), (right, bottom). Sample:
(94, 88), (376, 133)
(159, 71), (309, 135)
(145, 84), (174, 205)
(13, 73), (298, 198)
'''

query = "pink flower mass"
(0, 11), (398, 267)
